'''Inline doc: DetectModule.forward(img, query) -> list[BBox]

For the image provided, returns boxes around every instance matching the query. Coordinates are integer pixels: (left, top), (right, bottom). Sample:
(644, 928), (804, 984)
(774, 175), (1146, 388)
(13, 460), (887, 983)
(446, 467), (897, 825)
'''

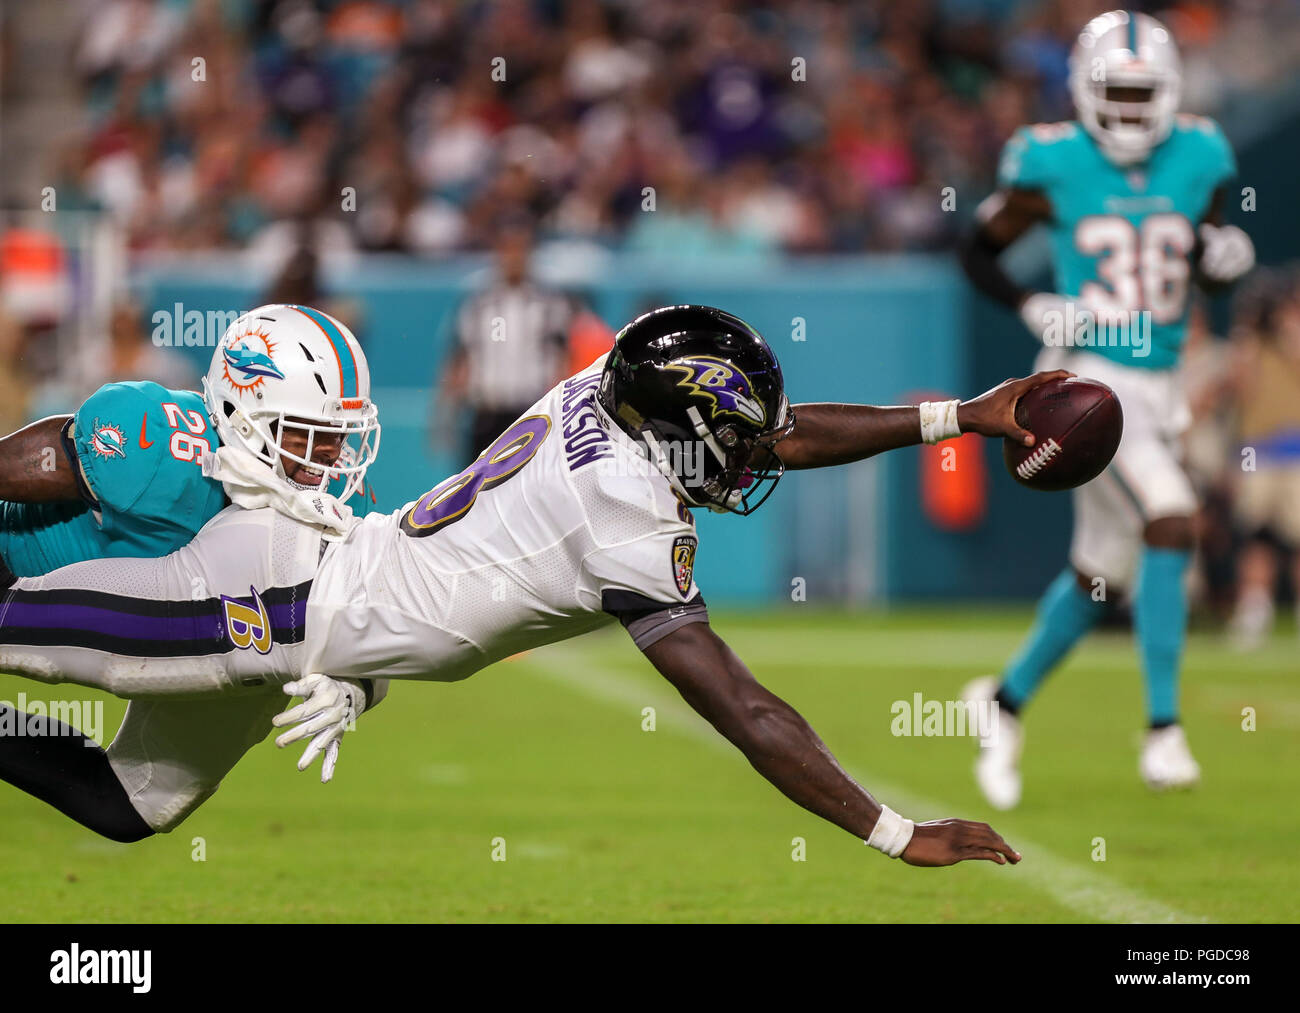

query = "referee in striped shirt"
(438, 220), (573, 465)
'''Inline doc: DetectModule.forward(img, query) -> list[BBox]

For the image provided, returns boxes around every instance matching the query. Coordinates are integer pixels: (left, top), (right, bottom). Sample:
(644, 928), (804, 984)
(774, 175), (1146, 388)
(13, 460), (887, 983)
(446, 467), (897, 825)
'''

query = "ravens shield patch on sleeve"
(672, 535), (697, 596)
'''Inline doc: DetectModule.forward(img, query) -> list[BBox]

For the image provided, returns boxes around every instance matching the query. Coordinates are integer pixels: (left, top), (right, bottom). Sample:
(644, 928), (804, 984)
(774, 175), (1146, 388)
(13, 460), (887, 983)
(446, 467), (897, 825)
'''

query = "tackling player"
(0, 304), (1062, 867)
(958, 11), (1255, 807)
(0, 304), (383, 840)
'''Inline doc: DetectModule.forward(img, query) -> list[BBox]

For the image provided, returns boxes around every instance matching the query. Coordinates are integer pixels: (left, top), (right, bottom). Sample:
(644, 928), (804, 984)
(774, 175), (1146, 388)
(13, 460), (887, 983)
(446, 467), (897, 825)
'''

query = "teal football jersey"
(997, 116), (1236, 369)
(0, 382), (224, 576)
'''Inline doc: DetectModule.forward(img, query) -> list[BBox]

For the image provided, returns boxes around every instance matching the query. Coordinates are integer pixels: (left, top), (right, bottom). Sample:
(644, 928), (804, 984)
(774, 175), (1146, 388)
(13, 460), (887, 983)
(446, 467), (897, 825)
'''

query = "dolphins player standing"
(959, 11), (1255, 807)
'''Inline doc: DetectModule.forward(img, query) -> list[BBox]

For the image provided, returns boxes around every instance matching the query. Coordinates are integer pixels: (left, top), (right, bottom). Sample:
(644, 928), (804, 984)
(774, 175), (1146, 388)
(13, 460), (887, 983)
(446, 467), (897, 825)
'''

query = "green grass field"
(1, 607), (1295, 923)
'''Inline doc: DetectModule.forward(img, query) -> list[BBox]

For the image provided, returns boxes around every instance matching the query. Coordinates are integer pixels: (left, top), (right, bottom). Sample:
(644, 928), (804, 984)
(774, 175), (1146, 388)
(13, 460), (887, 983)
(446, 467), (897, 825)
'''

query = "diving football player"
(0, 304), (1061, 867)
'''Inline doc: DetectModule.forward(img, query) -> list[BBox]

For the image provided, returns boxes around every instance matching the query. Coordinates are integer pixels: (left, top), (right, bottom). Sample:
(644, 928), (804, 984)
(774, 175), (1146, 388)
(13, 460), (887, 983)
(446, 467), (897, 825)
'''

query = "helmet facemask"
(1073, 71), (1180, 165)
(636, 395), (795, 516)
(204, 377), (381, 504)
(692, 397), (795, 515)
(270, 412), (381, 502)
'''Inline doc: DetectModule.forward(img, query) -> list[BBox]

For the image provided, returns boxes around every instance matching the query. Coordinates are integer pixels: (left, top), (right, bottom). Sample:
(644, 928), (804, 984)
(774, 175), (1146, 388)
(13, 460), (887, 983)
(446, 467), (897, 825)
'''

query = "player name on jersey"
(559, 370), (613, 472)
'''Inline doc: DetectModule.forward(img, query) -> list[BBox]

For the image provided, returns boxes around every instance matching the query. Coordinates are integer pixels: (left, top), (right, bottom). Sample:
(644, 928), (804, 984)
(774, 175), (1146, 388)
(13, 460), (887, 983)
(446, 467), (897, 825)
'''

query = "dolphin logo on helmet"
(223, 341), (286, 385)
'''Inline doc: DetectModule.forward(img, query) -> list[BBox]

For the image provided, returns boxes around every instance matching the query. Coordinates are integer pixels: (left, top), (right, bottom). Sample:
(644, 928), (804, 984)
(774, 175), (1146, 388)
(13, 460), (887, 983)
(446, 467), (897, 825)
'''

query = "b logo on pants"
(221, 586), (273, 654)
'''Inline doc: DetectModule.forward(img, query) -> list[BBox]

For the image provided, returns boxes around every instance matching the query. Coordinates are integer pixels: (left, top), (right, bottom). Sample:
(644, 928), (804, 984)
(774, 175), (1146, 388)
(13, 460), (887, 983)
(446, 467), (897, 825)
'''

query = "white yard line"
(705, 626), (1295, 673)
(524, 647), (1205, 925)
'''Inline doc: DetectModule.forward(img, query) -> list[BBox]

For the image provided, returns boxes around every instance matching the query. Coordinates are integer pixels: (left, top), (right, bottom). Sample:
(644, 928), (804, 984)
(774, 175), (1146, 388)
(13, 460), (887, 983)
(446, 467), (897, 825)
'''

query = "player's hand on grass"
(273, 672), (364, 783)
(956, 370), (1074, 447)
(900, 818), (1022, 867)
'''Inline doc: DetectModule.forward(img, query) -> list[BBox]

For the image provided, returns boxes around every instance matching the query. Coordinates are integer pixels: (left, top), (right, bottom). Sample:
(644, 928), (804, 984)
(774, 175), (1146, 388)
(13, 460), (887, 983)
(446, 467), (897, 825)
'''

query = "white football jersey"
(303, 356), (707, 681)
(0, 504), (321, 697)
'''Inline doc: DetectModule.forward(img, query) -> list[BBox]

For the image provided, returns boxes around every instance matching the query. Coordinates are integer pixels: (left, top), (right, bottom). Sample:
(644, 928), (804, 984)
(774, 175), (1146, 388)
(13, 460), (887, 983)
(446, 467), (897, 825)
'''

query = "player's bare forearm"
(645, 623), (1021, 867)
(644, 621), (884, 838)
(0, 415), (77, 501)
(959, 187), (1053, 310)
(778, 370), (1073, 469)
(779, 403), (923, 469)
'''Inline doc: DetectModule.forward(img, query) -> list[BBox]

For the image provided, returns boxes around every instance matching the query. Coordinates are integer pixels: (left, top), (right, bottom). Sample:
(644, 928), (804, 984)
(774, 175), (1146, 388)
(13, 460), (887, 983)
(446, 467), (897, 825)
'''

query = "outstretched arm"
(0, 415), (77, 502)
(644, 621), (1021, 867)
(776, 369), (1071, 470)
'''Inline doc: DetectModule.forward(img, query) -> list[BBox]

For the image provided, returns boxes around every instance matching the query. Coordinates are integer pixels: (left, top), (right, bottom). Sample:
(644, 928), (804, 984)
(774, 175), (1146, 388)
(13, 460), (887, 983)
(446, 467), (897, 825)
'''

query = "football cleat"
(1139, 724), (1201, 791)
(964, 676), (1023, 810)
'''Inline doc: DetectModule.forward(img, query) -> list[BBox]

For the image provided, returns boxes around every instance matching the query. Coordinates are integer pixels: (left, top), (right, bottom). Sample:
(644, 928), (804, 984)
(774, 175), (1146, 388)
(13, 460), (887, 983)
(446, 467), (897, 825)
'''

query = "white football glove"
(1020, 292), (1135, 349)
(272, 673), (366, 783)
(1198, 223), (1254, 283)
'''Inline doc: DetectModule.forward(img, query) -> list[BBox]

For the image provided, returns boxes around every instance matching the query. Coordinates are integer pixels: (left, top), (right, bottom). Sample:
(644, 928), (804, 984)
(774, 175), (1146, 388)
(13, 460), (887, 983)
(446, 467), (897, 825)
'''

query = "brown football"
(1003, 376), (1123, 491)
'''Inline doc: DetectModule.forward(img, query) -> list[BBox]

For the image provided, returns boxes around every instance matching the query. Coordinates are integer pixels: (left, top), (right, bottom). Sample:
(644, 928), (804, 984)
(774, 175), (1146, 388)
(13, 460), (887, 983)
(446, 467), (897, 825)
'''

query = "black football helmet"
(597, 305), (795, 515)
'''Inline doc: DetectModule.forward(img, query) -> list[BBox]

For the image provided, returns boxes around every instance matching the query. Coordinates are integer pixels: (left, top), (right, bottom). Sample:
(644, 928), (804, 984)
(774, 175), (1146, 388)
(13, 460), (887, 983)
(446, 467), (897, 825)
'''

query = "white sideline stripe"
(525, 649), (1204, 925)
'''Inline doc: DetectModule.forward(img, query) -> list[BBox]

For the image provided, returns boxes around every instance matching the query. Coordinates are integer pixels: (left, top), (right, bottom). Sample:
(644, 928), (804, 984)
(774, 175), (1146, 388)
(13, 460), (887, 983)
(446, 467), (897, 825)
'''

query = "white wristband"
(865, 804), (915, 859)
(919, 399), (961, 445)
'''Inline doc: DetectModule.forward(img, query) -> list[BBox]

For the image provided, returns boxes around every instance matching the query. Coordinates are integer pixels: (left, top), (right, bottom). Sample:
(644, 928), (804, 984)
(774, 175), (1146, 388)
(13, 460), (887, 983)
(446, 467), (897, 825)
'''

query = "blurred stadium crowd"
(3, 0), (1300, 637)
(40, 0), (1300, 257)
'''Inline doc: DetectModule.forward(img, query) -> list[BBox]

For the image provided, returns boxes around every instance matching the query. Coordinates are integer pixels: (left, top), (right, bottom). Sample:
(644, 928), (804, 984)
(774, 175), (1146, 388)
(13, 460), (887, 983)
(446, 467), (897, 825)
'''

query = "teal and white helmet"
(1069, 10), (1182, 166)
(201, 304), (380, 503)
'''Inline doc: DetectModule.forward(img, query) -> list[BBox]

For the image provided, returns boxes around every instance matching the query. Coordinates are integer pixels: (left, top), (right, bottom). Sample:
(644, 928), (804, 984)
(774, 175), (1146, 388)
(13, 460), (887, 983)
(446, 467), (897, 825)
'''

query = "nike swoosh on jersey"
(139, 416), (154, 449)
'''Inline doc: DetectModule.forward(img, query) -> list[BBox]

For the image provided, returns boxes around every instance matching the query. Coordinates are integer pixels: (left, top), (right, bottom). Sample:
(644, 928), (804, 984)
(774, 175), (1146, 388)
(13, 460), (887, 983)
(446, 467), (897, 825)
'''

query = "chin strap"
(686, 406), (742, 511)
(596, 393), (742, 513)
(639, 429), (708, 507)
(638, 423), (737, 514)
(202, 443), (357, 539)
